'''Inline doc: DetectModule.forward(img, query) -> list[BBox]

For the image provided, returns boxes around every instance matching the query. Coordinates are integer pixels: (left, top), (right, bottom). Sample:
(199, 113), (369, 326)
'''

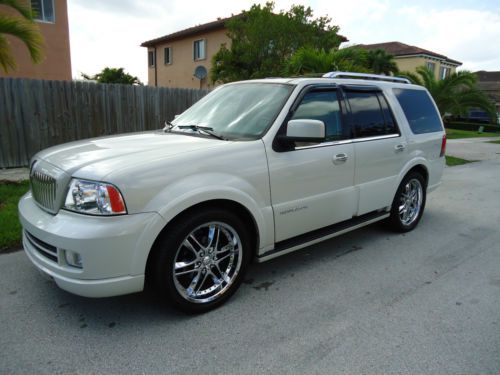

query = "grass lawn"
(445, 128), (500, 139)
(446, 155), (477, 167)
(0, 181), (29, 252)
(488, 140), (500, 144)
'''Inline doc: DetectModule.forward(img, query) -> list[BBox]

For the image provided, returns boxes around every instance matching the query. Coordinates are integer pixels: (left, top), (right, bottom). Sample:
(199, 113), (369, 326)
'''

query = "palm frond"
(415, 66), (437, 93)
(453, 88), (497, 118)
(437, 70), (476, 93)
(0, 0), (35, 21)
(0, 35), (16, 71)
(367, 49), (398, 75)
(0, 14), (44, 70)
(398, 71), (423, 86)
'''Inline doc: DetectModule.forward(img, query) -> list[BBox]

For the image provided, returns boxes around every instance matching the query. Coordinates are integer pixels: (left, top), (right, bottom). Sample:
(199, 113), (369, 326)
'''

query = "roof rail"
(322, 71), (411, 84)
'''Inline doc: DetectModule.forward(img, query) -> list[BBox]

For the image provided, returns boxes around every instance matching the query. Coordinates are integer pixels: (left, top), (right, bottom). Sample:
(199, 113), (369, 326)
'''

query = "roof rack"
(322, 71), (411, 84)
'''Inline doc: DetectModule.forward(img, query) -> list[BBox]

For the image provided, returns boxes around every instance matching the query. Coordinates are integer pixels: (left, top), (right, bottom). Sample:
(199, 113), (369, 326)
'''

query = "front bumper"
(19, 192), (164, 297)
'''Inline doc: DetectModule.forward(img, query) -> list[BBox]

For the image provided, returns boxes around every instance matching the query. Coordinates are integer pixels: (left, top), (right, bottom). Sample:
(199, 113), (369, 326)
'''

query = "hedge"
(444, 122), (500, 133)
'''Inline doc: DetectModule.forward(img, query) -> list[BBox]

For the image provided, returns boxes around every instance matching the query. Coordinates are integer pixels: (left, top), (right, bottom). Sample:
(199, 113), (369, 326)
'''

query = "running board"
(256, 210), (389, 263)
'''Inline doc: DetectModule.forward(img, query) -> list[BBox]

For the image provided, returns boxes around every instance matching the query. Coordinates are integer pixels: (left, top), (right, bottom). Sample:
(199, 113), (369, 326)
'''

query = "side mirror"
(282, 119), (325, 142)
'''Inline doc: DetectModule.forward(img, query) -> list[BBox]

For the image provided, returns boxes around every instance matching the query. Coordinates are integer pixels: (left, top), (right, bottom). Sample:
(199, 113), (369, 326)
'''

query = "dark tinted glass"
(148, 51), (155, 66)
(43, 0), (54, 22)
(393, 88), (443, 134)
(31, 0), (54, 22)
(291, 91), (343, 141)
(378, 93), (398, 134)
(347, 92), (386, 137)
(164, 48), (171, 64)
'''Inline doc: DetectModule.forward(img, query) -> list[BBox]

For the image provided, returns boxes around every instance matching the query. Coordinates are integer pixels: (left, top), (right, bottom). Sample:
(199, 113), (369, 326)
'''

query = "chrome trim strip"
(352, 133), (400, 143)
(294, 133), (400, 150)
(256, 214), (390, 263)
(295, 139), (352, 150)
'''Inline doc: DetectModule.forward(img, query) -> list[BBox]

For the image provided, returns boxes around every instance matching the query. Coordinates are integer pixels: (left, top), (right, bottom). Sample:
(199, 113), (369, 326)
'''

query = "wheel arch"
(406, 164), (429, 187)
(397, 158), (429, 188)
(144, 199), (260, 286)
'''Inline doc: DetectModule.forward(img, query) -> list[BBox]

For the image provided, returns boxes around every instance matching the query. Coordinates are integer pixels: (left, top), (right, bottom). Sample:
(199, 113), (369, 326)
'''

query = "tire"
(152, 207), (251, 313)
(387, 172), (426, 232)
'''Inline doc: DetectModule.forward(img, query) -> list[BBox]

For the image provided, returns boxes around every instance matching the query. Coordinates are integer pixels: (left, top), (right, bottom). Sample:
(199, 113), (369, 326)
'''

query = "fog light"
(64, 250), (82, 268)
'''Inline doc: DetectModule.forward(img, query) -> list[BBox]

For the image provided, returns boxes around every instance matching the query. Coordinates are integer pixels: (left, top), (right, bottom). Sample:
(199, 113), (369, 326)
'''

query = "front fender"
(145, 172), (274, 251)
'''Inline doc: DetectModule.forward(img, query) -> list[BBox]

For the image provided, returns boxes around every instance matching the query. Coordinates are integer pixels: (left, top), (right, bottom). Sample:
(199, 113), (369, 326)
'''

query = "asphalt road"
(1, 139), (500, 374)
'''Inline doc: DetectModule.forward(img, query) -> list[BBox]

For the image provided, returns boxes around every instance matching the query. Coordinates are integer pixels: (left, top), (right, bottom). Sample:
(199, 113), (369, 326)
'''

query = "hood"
(35, 131), (227, 179)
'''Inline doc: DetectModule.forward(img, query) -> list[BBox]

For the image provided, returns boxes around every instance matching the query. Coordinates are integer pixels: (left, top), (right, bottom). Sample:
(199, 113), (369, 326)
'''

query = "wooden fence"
(0, 78), (209, 168)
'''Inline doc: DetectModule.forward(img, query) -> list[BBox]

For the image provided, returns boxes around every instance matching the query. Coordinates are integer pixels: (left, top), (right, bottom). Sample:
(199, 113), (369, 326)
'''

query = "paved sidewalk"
(0, 168), (29, 182)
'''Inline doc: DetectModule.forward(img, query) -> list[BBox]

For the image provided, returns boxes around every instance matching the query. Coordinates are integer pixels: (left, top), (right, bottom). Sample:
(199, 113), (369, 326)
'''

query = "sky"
(67, 0), (500, 84)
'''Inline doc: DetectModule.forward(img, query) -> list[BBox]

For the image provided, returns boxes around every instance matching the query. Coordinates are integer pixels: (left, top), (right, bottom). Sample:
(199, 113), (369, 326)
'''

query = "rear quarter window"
(393, 88), (443, 134)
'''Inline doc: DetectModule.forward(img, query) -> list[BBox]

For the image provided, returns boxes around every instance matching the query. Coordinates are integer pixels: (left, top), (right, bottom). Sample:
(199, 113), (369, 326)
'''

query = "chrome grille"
(31, 170), (57, 213)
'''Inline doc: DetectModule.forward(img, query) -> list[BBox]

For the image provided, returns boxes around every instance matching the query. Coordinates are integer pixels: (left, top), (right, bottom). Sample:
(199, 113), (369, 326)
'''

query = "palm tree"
(284, 46), (370, 76)
(366, 49), (399, 75)
(400, 66), (496, 120)
(0, 0), (44, 73)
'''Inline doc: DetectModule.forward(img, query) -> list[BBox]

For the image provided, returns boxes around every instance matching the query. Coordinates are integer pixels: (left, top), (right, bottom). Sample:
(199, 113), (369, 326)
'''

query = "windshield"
(171, 82), (294, 140)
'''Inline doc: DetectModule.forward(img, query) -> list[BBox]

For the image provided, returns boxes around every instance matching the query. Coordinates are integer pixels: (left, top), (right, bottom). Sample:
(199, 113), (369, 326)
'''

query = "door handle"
(333, 153), (348, 163)
(395, 144), (406, 152)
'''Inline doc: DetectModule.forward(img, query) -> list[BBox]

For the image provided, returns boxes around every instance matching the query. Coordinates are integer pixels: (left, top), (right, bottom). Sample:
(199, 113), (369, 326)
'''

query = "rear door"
(342, 86), (408, 215)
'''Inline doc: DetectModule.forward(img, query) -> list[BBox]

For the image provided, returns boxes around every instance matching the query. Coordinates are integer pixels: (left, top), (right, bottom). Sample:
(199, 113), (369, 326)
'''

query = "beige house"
(141, 17), (232, 89)
(142, 15), (348, 89)
(359, 42), (461, 80)
(0, 0), (72, 81)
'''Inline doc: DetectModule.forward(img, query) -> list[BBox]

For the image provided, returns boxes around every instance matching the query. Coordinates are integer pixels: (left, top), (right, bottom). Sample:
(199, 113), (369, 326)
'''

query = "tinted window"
(346, 91), (387, 137)
(291, 90), (343, 141)
(378, 93), (398, 134)
(393, 88), (443, 134)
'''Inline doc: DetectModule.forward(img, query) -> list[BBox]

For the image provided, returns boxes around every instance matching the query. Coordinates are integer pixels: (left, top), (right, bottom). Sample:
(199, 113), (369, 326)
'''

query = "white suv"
(19, 72), (446, 312)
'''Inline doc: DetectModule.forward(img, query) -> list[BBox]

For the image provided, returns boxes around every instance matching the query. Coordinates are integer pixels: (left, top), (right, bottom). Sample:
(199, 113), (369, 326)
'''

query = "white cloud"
(68, 0), (298, 83)
(67, 0), (500, 84)
(416, 8), (500, 70)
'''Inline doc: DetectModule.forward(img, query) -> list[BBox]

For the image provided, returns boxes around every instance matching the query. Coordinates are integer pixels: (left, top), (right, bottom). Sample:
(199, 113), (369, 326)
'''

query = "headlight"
(64, 179), (127, 215)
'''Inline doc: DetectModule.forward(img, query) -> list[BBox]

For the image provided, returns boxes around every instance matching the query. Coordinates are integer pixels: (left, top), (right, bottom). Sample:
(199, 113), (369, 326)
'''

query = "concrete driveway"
(446, 136), (500, 161)
(1, 139), (499, 374)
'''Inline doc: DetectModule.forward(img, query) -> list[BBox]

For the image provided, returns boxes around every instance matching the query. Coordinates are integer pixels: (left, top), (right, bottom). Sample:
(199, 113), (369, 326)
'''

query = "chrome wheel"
(172, 221), (243, 304)
(398, 178), (423, 226)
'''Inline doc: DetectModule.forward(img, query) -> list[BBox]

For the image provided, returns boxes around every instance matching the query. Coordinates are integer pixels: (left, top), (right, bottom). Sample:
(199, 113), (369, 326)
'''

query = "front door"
(266, 87), (357, 242)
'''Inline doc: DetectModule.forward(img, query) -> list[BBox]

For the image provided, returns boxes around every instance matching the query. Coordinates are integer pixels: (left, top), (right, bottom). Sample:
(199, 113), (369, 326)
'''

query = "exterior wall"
(147, 28), (230, 89)
(394, 56), (458, 80)
(0, 0), (72, 81)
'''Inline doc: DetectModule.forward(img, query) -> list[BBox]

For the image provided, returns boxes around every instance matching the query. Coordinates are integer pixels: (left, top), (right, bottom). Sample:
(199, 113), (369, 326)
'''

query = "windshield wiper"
(176, 125), (227, 140)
